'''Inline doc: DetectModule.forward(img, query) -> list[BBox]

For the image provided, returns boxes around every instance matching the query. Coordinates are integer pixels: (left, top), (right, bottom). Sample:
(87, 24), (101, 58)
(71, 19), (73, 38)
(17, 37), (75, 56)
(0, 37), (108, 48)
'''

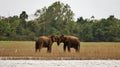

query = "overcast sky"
(0, 0), (120, 20)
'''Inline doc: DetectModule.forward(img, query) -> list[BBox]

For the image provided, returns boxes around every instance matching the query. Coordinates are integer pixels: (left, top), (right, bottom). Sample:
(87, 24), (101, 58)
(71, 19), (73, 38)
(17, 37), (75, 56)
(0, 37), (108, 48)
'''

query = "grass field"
(0, 41), (120, 59)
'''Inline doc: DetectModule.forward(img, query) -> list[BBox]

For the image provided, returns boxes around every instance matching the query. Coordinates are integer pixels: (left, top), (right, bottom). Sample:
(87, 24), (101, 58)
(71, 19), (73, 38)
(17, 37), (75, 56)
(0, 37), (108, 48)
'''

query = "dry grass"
(0, 41), (120, 59)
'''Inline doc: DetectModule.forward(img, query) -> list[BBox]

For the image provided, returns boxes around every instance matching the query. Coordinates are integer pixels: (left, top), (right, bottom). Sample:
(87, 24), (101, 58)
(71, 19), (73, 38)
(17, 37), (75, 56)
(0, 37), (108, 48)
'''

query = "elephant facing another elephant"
(35, 35), (58, 53)
(59, 35), (80, 52)
(35, 35), (80, 53)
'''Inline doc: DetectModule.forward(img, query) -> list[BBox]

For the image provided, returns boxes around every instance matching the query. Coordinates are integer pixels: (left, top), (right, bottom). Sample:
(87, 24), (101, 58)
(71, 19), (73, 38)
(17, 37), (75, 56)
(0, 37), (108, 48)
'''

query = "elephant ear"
(50, 35), (56, 42)
(61, 35), (64, 37)
(60, 35), (66, 42)
(64, 37), (68, 42)
(60, 35), (64, 39)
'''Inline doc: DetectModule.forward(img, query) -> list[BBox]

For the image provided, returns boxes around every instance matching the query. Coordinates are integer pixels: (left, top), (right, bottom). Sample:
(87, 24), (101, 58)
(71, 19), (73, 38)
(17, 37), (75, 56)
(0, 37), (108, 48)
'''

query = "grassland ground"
(0, 41), (120, 60)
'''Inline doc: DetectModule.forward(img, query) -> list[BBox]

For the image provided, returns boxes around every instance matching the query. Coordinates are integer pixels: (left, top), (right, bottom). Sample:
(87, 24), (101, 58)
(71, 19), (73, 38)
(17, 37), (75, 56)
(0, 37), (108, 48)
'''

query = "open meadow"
(0, 41), (120, 60)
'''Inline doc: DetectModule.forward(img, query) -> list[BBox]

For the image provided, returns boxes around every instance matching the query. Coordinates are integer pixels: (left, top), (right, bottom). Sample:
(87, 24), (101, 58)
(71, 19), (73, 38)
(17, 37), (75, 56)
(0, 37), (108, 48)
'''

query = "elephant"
(59, 35), (80, 52)
(35, 35), (57, 53)
(54, 35), (60, 45)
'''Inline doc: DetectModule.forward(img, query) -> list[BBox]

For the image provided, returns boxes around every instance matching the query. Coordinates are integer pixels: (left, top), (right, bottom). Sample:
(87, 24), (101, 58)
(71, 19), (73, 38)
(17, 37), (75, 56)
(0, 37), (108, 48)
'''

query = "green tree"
(35, 1), (74, 35)
(92, 15), (120, 41)
(77, 17), (84, 24)
(20, 11), (28, 20)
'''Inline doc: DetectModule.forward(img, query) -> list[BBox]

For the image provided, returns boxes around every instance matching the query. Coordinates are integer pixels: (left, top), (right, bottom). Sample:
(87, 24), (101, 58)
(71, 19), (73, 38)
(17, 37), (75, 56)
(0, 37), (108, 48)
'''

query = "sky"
(0, 0), (120, 20)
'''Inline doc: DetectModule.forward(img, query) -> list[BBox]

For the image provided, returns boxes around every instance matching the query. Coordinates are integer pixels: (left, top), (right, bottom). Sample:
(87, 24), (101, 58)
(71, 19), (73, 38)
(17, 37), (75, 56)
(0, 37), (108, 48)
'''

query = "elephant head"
(50, 35), (60, 46)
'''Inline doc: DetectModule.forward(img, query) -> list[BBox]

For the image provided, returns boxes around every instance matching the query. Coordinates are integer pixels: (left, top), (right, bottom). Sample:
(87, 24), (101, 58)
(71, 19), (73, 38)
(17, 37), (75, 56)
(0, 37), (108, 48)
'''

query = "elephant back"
(64, 35), (80, 42)
(37, 36), (51, 44)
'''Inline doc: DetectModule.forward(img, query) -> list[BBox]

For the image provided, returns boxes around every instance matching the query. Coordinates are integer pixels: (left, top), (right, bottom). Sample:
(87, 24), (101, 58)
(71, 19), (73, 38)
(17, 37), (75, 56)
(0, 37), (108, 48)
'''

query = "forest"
(0, 1), (120, 42)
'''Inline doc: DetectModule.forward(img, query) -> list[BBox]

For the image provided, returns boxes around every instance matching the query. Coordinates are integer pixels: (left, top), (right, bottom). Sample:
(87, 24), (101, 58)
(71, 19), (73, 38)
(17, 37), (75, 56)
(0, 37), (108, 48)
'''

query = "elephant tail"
(35, 41), (39, 52)
(78, 42), (80, 52)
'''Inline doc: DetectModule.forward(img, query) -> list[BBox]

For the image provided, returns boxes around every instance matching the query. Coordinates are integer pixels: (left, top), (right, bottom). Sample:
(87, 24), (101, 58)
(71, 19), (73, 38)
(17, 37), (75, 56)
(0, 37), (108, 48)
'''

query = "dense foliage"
(0, 1), (120, 41)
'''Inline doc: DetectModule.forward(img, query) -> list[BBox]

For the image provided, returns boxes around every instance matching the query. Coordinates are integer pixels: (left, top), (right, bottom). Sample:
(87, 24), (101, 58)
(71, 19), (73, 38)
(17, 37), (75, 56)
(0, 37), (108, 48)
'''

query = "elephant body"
(59, 35), (80, 52)
(35, 35), (56, 53)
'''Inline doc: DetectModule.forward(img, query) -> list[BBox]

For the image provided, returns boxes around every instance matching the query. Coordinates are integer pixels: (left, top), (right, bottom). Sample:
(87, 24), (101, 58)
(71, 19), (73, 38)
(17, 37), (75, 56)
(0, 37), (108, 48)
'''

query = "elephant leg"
(67, 46), (71, 52)
(47, 47), (49, 52)
(47, 46), (51, 53)
(39, 46), (42, 52)
(35, 47), (41, 52)
(76, 44), (80, 52)
(75, 48), (79, 52)
(35, 48), (40, 52)
(49, 46), (52, 53)
(63, 45), (66, 52)
(77, 44), (80, 52)
(39, 42), (43, 52)
(35, 41), (39, 52)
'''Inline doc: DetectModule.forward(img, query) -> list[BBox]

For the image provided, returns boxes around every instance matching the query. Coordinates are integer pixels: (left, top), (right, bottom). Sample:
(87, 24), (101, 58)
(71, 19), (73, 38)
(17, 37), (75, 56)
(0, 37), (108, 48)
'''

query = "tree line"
(0, 1), (120, 42)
